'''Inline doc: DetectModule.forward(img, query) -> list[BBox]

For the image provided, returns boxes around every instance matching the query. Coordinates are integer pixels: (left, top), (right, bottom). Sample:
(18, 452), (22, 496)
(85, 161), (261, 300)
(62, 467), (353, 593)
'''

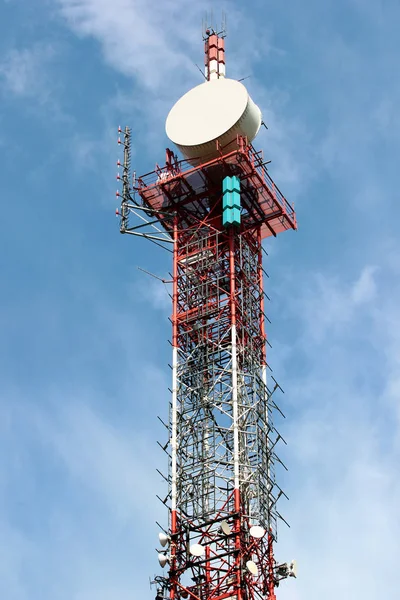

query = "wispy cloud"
(273, 243), (400, 600)
(39, 401), (160, 521)
(292, 265), (378, 343)
(0, 386), (167, 599)
(55, 0), (206, 90)
(0, 41), (72, 127)
(0, 44), (55, 100)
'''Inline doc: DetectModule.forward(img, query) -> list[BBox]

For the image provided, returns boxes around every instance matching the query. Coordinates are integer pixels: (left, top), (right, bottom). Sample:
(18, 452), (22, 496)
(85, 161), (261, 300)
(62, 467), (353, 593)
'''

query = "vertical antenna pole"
(229, 227), (242, 600)
(229, 228), (239, 494)
(268, 531), (277, 600)
(258, 226), (270, 500)
(119, 126), (131, 232)
(170, 215), (178, 600)
(123, 126), (131, 199)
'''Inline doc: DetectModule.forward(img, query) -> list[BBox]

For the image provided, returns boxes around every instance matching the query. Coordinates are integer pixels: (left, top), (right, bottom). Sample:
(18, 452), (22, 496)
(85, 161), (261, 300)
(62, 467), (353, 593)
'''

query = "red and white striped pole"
(204, 33), (225, 80)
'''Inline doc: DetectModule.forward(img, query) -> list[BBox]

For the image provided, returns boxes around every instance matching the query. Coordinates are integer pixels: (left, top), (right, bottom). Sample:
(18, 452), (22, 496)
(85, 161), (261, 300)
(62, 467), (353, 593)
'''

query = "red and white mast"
(204, 30), (226, 80)
(117, 25), (297, 600)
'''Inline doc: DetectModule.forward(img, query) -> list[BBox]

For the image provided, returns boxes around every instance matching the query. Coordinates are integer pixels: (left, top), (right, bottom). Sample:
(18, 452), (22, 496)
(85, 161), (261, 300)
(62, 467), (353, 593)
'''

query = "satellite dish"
(189, 543), (205, 557)
(289, 560), (298, 578)
(249, 525), (265, 539)
(246, 560), (258, 576)
(158, 553), (169, 568)
(220, 520), (232, 535)
(158, 532), (170, 548)
(166, 78), (262, 165)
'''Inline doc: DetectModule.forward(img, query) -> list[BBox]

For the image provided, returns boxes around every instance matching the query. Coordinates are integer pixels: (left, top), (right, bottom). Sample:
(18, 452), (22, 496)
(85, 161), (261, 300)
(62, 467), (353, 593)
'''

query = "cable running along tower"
(116, 25), (297, 600)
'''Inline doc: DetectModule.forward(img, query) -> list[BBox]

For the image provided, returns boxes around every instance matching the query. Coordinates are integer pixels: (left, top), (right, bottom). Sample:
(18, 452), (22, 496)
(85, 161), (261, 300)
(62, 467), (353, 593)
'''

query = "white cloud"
(0, 44), (54, 100)
(0, 390), (167, 600)
(272, 247), (400, 600)
(284, 264), (379, 345)
(38, 401), (160, 521)
(55, 0), (205, 90)
(351, 265), (377, 305)
(0, 521), (33, 600)
(0, 41), (71, 125)
(133, 276), (172, 313)
(55, 0), (274, 91)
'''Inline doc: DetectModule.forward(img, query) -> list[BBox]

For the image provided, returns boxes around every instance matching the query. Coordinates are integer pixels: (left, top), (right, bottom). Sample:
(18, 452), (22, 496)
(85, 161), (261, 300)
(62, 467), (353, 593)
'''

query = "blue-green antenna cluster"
(222, 176), (241, 228)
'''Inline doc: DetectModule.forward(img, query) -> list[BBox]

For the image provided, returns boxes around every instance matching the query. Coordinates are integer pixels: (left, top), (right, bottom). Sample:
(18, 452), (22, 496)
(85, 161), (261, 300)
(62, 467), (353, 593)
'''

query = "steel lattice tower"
(116, 26), (297, 600)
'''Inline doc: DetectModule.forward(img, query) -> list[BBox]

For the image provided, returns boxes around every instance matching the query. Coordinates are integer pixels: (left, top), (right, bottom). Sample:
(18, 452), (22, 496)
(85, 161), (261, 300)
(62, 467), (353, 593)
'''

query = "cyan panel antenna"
(222, 176), (241, 227)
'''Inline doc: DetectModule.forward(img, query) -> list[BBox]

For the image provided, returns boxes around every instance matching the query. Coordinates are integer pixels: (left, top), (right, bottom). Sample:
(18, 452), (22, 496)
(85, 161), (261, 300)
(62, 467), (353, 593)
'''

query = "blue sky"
(1, 0), (400, 598)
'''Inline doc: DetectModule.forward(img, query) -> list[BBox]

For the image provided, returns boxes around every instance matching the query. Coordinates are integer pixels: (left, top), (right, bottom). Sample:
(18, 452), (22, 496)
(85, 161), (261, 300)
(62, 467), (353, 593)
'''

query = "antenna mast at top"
(202, 10), (227, 38)
(203, 12), (227, 81)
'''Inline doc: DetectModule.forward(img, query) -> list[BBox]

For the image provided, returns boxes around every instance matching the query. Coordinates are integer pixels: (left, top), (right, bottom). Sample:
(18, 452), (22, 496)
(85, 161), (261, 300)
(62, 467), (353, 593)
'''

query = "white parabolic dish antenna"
(246, 560), (259, 576)
(220, 520), (232, 535)
(189, 543), (205, 557)
(249, 525), (265, 539)
(166, 78), (262, 164)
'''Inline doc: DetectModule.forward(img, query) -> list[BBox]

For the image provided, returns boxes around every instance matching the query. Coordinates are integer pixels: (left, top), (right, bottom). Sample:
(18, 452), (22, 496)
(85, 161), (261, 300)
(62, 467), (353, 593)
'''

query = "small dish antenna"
(158, 553), (170, 568)
(189, 543), (205, 557)
(158, 532), (170, 548)
(246, 560), (258, 576)
(289, 560), (298, 578)
(220, 520), (232, 535)
(249, 525), (265, 539)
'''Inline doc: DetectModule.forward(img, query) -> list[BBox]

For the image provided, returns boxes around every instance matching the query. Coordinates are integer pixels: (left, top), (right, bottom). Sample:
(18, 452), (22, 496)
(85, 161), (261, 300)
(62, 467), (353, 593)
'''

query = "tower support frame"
(118, 132), (296, 599)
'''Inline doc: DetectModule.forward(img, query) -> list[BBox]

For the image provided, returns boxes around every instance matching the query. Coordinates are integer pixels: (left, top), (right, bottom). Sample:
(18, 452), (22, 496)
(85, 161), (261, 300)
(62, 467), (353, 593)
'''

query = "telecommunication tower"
(116, 24), (297, 600)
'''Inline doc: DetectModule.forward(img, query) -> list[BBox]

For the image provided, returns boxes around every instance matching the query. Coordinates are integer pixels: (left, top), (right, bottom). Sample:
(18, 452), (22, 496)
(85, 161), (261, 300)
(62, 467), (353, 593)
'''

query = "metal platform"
(135, 138), (297, 241)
